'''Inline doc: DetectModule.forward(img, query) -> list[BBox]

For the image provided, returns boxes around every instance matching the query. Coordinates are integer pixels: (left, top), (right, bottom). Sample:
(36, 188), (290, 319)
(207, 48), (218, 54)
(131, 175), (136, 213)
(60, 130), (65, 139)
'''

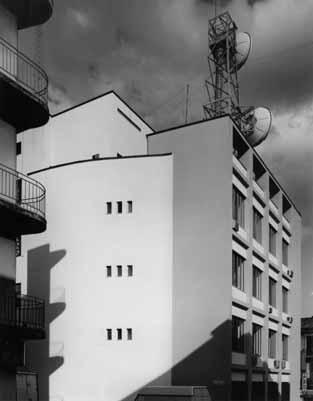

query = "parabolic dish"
(235, 31), (252, 70)
(246, 107), (272, 147)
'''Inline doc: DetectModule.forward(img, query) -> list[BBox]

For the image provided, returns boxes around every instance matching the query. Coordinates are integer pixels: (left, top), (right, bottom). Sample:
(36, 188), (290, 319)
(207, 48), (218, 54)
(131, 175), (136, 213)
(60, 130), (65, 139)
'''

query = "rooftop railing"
(0, 294), (45, 332)
(0, 162), (46, 220)
(0, 36), (48, 106)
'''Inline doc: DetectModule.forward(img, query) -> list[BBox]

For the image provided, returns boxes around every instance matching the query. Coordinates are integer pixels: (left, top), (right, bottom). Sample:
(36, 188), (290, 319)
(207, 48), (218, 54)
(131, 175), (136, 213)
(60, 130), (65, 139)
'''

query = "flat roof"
(27, 153), (172, 177)
(147, 114), (301, 217)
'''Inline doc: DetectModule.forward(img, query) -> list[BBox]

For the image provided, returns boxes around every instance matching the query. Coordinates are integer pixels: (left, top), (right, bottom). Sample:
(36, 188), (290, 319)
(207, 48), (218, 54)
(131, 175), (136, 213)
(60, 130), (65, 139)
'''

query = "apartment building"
(0, 1), (52, 400)
(17, 92), (301, 401)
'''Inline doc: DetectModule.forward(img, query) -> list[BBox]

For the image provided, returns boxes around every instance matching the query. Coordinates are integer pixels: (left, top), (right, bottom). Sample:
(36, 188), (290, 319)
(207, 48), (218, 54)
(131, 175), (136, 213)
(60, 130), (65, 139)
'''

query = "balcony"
(0, 294), (45, 340)
(0, 36), (49, 132)
(0, 162), (46, 236)
(1, 0), (54, 29)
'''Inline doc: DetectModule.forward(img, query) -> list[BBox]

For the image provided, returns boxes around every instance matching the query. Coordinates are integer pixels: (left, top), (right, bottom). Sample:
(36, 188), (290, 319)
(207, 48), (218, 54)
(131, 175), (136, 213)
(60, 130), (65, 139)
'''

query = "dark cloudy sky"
(21, 0), (313, 314)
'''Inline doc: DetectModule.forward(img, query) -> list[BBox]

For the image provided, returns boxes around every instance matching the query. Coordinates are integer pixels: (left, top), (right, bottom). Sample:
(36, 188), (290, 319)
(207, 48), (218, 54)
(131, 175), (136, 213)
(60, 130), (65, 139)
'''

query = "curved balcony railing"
(0, 294), (45, 332)
(0, 162), (46, 220)
(0, 36), (48, 106)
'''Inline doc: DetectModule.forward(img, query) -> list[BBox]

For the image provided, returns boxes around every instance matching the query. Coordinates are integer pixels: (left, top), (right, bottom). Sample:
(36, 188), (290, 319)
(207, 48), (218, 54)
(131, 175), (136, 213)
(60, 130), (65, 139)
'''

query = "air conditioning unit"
(287, 269), (294, 278)
(232, 220), (239, 232)
(268, 305), (273, 314)
(287, 316), (293, 324)
(92, 153), (100, 160)
(281, 360), (286, 369)
(274, 359), (280, 369)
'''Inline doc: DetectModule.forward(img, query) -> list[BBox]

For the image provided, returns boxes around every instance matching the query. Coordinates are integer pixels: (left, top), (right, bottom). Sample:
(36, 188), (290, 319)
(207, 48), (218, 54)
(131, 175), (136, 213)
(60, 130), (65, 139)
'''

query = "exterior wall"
(17, 155), (173, 401)
(17, 92), (152, 173)
(148, 117), (233, 401)
(289, 209), (302, 401)
(0, 3), (17, 44)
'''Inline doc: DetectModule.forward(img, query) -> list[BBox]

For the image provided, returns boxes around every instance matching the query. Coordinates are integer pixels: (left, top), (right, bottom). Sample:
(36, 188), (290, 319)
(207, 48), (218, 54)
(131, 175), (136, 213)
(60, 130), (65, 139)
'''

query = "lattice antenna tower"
(203, 11), (241, 120)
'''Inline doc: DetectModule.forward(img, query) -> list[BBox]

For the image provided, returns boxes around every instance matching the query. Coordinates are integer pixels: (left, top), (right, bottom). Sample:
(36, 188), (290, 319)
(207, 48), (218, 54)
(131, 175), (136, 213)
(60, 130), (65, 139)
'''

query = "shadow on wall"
(26, 244), (66, 401)
(121, 323), (284, 401)
(23, 247), (287, 401)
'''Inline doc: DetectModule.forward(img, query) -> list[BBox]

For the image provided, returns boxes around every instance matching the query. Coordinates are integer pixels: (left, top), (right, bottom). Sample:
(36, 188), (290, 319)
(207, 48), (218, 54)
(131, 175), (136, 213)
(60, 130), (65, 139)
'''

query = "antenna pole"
(185, 84), (190, 124)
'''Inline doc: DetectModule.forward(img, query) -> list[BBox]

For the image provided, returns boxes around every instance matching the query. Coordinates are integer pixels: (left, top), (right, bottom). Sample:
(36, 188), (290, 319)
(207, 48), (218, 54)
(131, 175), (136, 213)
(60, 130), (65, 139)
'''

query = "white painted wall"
(17, 92), (152, 174)
(17, 155), (173, 401)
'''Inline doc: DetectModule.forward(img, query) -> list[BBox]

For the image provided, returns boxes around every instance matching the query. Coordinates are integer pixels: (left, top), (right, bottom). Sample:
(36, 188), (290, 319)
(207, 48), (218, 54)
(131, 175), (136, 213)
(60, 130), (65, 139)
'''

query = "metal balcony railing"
(0, 36), (48, 106)
(0, 294), (45, 332)
(0, 162), (46, 220)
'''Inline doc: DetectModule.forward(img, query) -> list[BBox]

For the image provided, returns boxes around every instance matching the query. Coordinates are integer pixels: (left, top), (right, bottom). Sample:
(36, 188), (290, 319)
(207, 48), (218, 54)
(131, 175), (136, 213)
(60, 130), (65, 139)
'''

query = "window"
(252, 323), (262, 356)
(268, 330), (276, 358)
(269, 225), (277, 256)
(253, 208), (262, 243)
(232, 187), (245, 228)
(127, 265), (133, 277)
(117, 201), (123, 214)
(282, 240), (289, 266)
(282, 287), (288, 313)
(282, 334), (288, 361)
(127, 328), (132, 340)
(117, 265), (122, 277)
(106, 266), (112, 277)
(16, 142), (21, 155)
(307, 336), (313, 356)
(232, 252), (245, 291)
(16, 236), (21, 257)
(117, 328), (122, 340)
(127, 201), (133, 214)
(107, 329), (112, 340)
(106, 202), (112, 214)
(252, 266), (262, 300)
(232, 316), (245, 353)
(269, 278), (276, 307)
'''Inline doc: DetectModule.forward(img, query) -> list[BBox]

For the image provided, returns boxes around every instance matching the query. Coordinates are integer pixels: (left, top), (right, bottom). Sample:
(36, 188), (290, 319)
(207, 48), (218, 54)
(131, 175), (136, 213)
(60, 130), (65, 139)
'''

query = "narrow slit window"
(117, 328), (122, 340)
(117, 265), (122, 277)
(117, 201), (123, 214)
(127, 265), (133, 277)
(127, 201), (133, 214)
(107, 329), (112, 340)
(106, 202), (112, 214)
(106, 266), (112, 277)
(127, 328), (133, 340)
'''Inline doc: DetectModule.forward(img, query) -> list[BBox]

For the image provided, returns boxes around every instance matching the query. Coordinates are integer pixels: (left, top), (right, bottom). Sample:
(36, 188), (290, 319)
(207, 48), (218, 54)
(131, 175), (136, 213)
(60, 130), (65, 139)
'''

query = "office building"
(0, 0), (53, 400)
(17, 91), (301, 401)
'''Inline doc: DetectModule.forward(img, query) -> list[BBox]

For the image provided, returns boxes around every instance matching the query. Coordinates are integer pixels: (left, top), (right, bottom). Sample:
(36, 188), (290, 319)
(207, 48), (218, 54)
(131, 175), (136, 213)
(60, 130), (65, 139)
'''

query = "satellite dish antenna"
(235, 32), (252, 71)
(246, 107), (272, 147)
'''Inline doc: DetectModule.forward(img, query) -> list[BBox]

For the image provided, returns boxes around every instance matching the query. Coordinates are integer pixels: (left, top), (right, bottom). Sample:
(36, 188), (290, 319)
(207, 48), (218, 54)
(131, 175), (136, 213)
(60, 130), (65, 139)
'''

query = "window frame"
(252, 323), (262, 356)
(282, 287), (288, 314)
(269, 225), (277, 256)
(282, 334), (289, 361)
(269, 277), (277, 307)
(253, 207), (263, 244)
(282, 239), (289, 266)
(252, 266), (262, 300)
(268, 329), (276, 359)
(232, 316), (245, 353)
(232, 251), (245, 291)
(232, 186), (245, 229)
